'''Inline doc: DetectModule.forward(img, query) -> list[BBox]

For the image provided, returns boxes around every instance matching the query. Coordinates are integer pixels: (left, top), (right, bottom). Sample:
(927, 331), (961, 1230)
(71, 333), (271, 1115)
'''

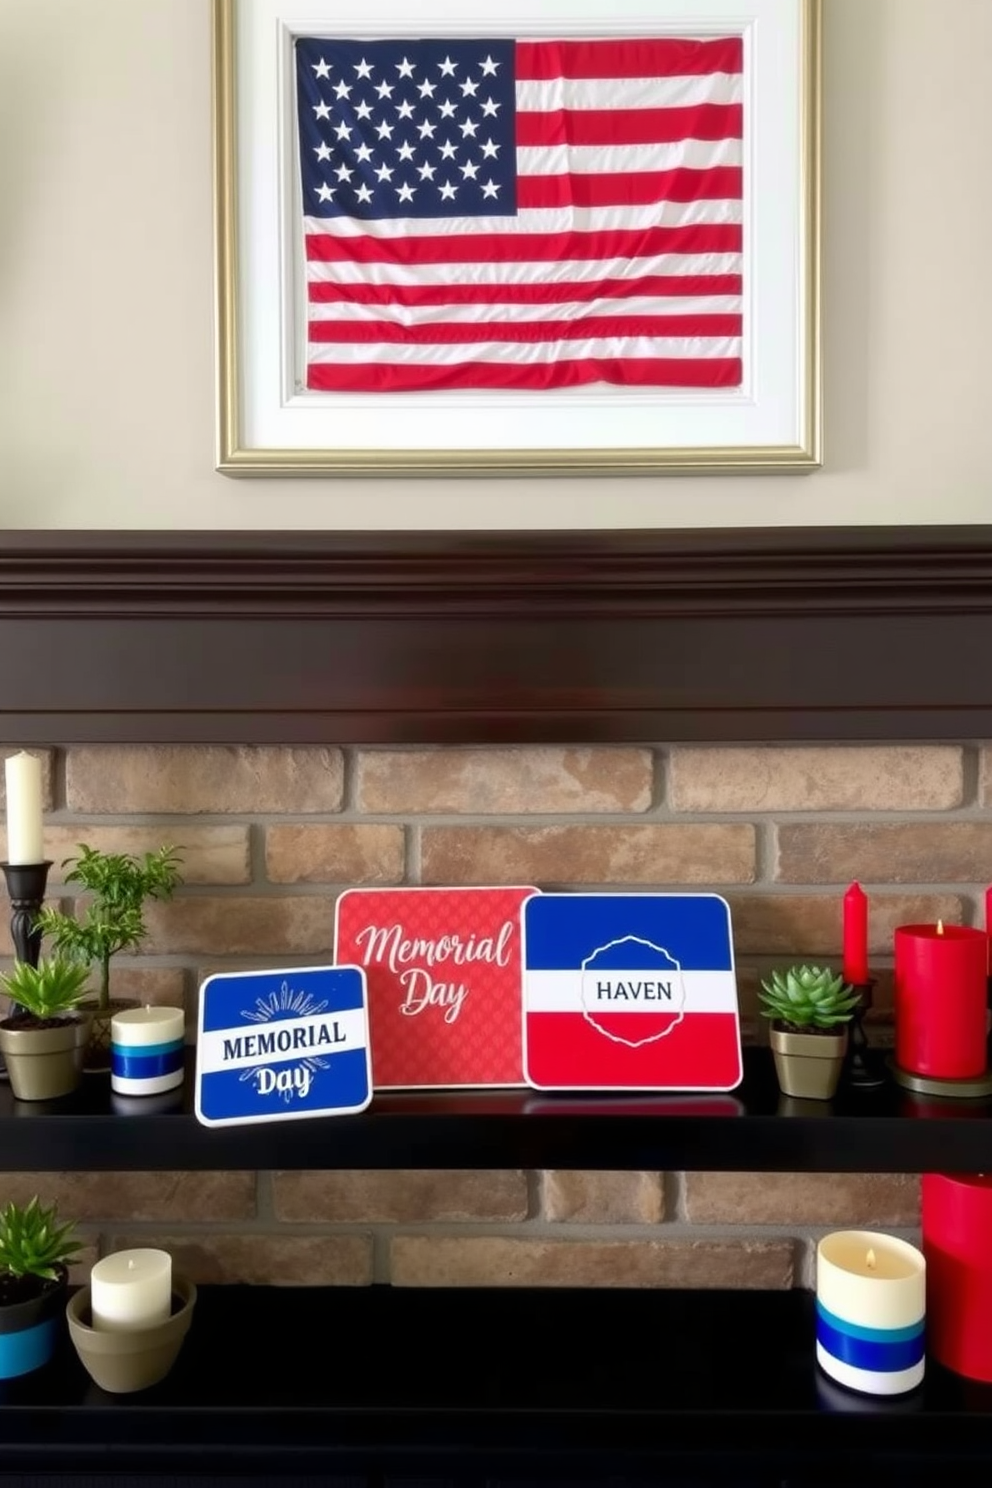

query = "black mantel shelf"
(2, 1286), (991, 1482)
(4, 1049), (992, 1172)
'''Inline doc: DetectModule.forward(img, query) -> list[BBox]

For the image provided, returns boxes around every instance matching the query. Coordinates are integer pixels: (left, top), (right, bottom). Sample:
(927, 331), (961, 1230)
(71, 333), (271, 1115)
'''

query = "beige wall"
(0, 0), (988, 531)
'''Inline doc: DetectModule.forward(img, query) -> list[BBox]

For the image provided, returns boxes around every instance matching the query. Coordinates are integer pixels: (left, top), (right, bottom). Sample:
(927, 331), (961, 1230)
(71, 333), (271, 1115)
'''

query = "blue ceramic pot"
(0, 1266), (67, 1378)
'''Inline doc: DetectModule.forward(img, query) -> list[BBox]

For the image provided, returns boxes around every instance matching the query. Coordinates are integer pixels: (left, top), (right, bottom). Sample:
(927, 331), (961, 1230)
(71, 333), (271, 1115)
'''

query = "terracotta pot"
(0, 1014), (91, 1101)
(0, 1266), (67, 1378)
(78, 995), (140, 1073)
(770, 1025), (848, 1100)
(67, 1275), (196, 1394)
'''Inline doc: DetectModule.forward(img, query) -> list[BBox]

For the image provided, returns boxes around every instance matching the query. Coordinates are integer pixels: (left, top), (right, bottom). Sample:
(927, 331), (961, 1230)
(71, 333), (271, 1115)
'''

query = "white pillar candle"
(111, 1005), (186, 1096)
(91, 1249), (172, 1332)
(4, 752), (43, 865)
(816, 1230), (925, 1396)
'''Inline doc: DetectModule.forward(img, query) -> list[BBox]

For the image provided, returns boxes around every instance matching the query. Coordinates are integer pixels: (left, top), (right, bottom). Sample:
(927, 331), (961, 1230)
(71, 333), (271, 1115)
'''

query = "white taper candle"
(4, 752), (43, 865)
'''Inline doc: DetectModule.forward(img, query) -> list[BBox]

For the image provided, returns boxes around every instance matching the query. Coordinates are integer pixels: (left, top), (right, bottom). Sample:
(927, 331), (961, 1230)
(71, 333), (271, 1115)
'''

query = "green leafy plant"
(0, 1196), (82, 1282)
(759, 964), (861, 1032)
(35, 845), (183, 1013)
(0, 957), (91, 1023)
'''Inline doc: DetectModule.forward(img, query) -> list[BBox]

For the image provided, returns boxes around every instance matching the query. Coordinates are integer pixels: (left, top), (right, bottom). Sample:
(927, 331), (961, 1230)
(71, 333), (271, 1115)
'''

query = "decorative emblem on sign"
(195, 965), (372, 1127)
(581, 936), (687, 1048)
(523, 893), (742, 1092)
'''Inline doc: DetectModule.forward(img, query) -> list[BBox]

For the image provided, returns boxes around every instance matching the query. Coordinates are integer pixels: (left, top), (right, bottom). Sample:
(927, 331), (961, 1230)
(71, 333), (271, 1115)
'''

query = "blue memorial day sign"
(195, 965), (372, 1127)
(523, 894), (742, 1092)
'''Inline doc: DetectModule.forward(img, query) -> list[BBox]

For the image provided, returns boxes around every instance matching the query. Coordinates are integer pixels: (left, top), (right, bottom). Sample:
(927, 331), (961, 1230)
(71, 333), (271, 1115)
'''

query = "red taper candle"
(842, 882), (869, 985)
(923, 1173), (992, 1381)
(894, 922), (988, 1079)
(985, 886), (992, 972)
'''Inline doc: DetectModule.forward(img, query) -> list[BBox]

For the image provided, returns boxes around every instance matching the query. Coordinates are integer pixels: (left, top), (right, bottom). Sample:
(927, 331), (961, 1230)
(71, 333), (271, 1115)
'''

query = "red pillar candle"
(842, 882), (869, 985)
(922, 1173), (992, 1382)
(985, 886), (992, 971)
(894, 923), (988, 1079)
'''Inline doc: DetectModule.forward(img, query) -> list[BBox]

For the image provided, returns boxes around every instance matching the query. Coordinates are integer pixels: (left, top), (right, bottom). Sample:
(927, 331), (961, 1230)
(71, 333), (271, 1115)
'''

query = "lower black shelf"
(1, 1285), (991, 1483)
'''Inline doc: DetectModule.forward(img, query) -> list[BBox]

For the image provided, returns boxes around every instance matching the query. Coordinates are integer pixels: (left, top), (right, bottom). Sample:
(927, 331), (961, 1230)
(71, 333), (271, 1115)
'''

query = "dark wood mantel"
(0, 526), (989, 744)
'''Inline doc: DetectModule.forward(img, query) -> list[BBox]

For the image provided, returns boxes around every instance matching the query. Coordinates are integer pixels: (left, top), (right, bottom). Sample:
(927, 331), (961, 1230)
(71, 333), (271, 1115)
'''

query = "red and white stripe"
(304, 36), (744, 393)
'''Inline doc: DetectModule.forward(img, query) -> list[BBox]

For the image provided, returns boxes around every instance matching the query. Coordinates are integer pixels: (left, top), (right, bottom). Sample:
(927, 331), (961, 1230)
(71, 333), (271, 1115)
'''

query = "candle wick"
(866, 1248), (876, 1270)
(937, 919), (945, 936)
(127, 1260), (136, 1271)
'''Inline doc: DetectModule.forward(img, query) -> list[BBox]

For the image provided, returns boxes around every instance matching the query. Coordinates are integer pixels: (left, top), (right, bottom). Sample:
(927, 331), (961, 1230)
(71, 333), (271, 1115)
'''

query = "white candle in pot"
(816, 1230), (925, 1396)
(91, 1249), (172, 1332)
(4, 752), (44, 865)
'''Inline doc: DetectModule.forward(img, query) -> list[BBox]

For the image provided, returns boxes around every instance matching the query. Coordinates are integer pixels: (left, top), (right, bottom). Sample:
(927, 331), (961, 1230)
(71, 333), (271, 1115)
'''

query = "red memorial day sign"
(333, 887), (535, 1089)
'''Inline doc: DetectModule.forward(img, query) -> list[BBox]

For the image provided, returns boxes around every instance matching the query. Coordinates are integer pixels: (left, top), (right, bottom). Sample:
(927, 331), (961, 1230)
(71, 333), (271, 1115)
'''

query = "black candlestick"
(0, 861), (52, 969)
(845, 979), (886, 1090)
(0, 861), (53, 1083)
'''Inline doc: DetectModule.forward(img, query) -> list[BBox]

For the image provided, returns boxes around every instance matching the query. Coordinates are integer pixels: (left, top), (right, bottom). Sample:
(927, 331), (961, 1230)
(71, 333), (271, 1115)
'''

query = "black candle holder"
(844, 979), (886, 1090)
(0, 861), (52, 969)
(0, 861), (52, 1076)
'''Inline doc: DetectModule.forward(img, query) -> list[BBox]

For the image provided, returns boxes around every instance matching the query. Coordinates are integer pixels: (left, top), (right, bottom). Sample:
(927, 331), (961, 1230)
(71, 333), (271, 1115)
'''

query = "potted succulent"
(759, 964), (862, 1100)
(0, 958), (93, 1100)
(0, 1196), (82, 1378)
(35, 844), (183, 1069)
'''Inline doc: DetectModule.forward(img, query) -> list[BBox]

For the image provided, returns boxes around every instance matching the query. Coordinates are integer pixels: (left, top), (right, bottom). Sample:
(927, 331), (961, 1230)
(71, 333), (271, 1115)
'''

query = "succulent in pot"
(0, 957), (93, 1101)
(759, 964), (861, 1101)
(35, 844), (183, 1070)
(0, 1196), (82, 1377)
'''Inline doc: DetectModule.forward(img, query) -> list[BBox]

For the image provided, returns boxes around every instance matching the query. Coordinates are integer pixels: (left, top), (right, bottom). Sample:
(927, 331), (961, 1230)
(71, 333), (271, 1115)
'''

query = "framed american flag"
(213, 0), (820, 476)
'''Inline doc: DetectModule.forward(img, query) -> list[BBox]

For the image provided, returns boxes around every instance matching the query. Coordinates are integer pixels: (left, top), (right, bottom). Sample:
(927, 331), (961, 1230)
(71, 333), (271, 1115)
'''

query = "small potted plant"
(0, 1196), (82, 1377)
(0, 958), (93, 1100)
(759, 964), (861, 1100)
(35, 844), (183, 1068)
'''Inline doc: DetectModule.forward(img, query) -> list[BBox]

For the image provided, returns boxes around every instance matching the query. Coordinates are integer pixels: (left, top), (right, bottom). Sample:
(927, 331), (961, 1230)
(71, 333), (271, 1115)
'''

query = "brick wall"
(4, 741), (982, 1289)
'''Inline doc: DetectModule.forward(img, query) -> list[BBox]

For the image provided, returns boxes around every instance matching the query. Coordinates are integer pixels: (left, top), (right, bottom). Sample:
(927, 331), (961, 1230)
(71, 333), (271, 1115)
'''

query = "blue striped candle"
(111, 1006), (185, 1097)
(816, 1231), (925, 1396)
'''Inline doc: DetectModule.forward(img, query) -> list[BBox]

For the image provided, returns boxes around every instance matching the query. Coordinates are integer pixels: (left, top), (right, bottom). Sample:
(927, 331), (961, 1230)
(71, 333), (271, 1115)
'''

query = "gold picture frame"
(214, 0), (821, 476)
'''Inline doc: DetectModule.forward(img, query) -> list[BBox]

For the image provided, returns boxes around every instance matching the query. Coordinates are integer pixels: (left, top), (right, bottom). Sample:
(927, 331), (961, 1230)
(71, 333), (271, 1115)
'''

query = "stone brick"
(139, 897), (334, 957)
(776, 823), (992, 885)
(975, 748), (992, 806)
(265, 824), (405, 885)
(100, 966), (187, 1004)
(390, 1237), (794, 1289)
(669, 746), (963, 812)
(540, 1172), (664, 1224)
(102, 1233), (372, 1286)
(732, 965), (763, 1021)
(356, 747), (653, 814)
(273, 1170), (527, 1224)
(684, 1173), (920, 1226)
(41, 825), (250, 885)
(0, 749), (55, 811)
(421, 825), (755, 886)
(728, 893), (963, 956)
(865, 967), (896, 1017)
(0, 1172), (254, 1222)
(66, 746), (343, 814)
(67, 1242), (100, 1288)
(90, 965), (194, 1040)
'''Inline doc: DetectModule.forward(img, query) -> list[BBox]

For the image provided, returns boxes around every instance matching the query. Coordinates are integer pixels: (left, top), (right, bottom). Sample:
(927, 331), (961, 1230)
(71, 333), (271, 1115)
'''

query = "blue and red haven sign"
(522, 893), (742, 1092)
